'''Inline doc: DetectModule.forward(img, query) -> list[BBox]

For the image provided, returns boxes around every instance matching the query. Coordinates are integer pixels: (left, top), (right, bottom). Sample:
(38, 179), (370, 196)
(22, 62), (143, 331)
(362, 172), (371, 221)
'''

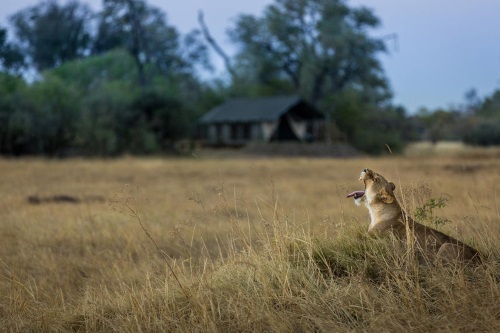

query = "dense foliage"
(0, 0), (219, 156)
(0, 50), (218, 156)
(0, 0), (498, 156)
(411, 89), (500, 147)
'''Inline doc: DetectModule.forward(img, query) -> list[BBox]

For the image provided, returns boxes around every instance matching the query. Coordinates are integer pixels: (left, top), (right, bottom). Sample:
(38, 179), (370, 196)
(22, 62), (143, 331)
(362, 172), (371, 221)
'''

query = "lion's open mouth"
(347, 169), (369, 199)
(347, 190), (365, 199)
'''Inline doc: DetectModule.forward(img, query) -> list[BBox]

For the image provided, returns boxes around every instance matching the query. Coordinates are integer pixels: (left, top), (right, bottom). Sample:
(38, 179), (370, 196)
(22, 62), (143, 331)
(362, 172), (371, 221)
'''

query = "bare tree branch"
(197, 10), (236, 78)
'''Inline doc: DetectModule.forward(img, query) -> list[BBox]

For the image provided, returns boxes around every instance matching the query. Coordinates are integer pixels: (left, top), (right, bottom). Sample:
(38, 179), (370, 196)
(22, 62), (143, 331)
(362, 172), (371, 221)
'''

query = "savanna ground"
(1, 146), (500, 332)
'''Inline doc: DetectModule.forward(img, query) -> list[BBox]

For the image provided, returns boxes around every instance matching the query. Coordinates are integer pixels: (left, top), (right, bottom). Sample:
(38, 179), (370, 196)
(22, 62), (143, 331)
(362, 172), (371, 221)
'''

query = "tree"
(9, 0), (93, 71)
(462, 89), (500, 146)
(50, 49), (138, 92)
(413, 107), (467, 144)
(463, 88), (482, 115)
(0, 73), (28, 154)
(0, 27), (25, 74)
(477, 90), (500, 118)
(47, 50), (216, 155)
(94, 0), (210, 87)
(325, 89), (407, 153)
(228, 0), (390, 104)
(0, 73), (81, 156)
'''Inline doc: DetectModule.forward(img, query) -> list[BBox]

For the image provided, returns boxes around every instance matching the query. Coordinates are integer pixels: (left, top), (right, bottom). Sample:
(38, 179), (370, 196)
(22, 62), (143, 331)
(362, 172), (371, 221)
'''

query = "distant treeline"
(0, 0), (498, 156)
(410, 89), (500, 147)
(0, 51), (222, 156)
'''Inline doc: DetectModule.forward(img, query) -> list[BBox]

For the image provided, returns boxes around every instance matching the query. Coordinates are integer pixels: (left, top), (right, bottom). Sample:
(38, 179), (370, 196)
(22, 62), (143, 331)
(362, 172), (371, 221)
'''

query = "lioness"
(347, 168), (481, 263)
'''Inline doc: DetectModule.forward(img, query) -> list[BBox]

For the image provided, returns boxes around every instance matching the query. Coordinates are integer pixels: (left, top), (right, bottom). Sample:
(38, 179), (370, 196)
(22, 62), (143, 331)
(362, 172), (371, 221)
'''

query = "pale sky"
(1, 0), (500, 113)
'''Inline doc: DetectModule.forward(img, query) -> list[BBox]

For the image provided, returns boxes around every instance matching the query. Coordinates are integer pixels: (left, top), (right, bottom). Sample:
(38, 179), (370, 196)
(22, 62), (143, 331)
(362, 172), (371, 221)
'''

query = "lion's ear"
(386, 182), (396, 193)
(379, 187), (394, 204)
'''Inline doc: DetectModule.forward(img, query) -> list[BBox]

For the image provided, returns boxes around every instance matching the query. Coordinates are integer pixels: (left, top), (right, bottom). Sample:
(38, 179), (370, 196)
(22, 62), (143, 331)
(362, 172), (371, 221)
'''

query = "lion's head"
(347, 168), (396, 204)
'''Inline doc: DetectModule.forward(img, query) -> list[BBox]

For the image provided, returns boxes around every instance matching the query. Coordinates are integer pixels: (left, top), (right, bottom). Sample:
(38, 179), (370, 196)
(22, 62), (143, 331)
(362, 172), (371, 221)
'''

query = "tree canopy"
(0, 27), (25, 74)
(94, 0), (210, 87)
(228, 0), (390, 104)
(9, 0), (93, 71)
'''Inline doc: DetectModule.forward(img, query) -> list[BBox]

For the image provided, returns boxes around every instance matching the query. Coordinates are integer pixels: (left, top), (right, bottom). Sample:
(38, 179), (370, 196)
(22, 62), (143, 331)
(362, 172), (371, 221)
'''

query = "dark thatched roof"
(200, 96), (323, 123)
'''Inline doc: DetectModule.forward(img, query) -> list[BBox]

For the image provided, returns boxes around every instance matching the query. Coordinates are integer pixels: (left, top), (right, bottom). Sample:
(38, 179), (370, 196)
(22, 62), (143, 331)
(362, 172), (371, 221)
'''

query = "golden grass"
(405, 141), (500, 158)
(0, 155), (499, 332)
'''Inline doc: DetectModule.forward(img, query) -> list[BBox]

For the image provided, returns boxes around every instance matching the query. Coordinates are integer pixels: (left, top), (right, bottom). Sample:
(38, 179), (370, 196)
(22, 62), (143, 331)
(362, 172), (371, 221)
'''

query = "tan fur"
(350, 168), (481, 264)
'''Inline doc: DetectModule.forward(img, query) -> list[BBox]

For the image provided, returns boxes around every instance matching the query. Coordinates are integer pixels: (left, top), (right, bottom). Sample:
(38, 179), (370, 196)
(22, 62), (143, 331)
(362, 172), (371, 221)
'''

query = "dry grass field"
(1, 154), (499, 332)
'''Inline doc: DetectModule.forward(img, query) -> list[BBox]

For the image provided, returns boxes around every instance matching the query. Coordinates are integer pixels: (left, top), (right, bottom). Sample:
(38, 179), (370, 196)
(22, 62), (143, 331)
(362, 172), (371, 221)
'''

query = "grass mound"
(64, 226), (499, 333)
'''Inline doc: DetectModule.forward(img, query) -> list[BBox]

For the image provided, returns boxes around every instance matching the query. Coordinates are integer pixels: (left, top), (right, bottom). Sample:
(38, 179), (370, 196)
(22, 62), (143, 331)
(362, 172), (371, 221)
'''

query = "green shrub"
(463, 119), (500, 146)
